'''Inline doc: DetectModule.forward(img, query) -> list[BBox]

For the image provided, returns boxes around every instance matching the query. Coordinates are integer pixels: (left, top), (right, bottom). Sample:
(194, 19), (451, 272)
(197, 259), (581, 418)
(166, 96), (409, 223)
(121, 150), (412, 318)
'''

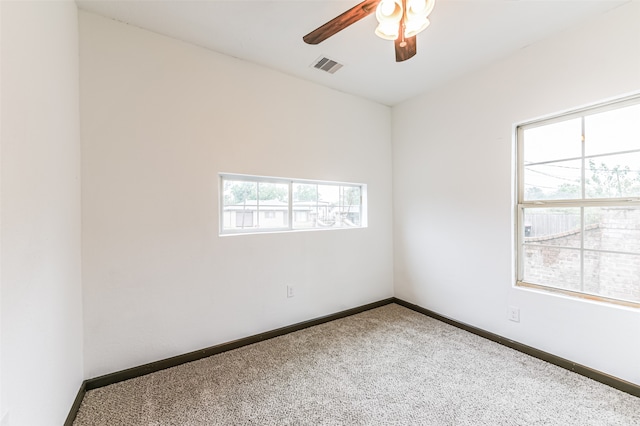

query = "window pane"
(235, 212), (253, 228)
(318, 184), (339, 204)
(585, 153), (640, 199)
(523, 118), (582, 164)
(223, 180), (257, 230)
(317, 185), (339, 227)
(523, 208), (581, 247)
(223, 180), (257, 205)
(339, 186), (361, 227)
(293, 208), (317, 229)
(584, 207), (640, 254)
(585, 103), (640, 157)
(293, 183), (318, 229)
(293, 183), (317, 203)
(292, 184), (363, 229)
(522, 245), (581, 291)
(257, 182), (288, 229)
(584, 251), (640, 303)
(524, 160), (581, 200)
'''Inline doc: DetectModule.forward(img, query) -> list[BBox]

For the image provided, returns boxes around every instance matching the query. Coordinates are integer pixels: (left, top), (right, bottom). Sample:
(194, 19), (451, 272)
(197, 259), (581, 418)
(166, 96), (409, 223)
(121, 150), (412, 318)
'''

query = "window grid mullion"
(580, 116), (585, 292)
(288, 181), (293, 230)
(516, 126), (525, 282)
(256, 183), (260, 229)
(523, 147), (640, 168)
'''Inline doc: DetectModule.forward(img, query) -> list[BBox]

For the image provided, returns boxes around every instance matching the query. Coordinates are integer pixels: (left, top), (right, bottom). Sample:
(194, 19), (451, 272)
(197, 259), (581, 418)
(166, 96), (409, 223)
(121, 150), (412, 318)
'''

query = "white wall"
(79, 12), (394, 378)
(1, 1), (83, 425)
(393, 2), (640, 385)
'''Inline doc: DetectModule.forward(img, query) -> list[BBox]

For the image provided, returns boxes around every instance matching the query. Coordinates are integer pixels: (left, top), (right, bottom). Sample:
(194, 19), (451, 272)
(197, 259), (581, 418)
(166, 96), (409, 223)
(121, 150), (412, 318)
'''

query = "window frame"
(219, 173), (366, 236)
(515, 94), (640, 308)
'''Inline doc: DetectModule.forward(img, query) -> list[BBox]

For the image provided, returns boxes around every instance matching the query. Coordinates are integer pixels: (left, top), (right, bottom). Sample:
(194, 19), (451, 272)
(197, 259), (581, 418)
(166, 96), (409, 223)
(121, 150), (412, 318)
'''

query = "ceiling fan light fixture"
(375, 0), (435, 41)
(377, 0), (403, 20)
(303, 0), (434, 62)
(378, 0), (401, 16)
(375, 0), (403, 39)
(404, 0), (434, 38)
(375, 22), (400, 40)
(404, 17), (430, 38)
(406, 0), (435, 19)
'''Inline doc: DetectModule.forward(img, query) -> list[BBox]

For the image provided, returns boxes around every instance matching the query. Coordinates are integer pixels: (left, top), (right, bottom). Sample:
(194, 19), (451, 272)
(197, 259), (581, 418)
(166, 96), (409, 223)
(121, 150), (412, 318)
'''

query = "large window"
(220, 174), (366, 235)
(516, 95), (640, 306)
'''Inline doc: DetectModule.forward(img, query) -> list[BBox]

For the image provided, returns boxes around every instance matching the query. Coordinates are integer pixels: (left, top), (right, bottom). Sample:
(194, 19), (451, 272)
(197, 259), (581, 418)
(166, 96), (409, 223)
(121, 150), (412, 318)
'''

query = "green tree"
(293, 184), (317, 202)
(224, 181), (288, 205)
(587, 160), (640, 198)
(525, 187), (545, 200)
(555, 183), (580, 199)
(343, 187), (361, 206)
(258, 183), (287, 202)
(224, 181), (256, 205)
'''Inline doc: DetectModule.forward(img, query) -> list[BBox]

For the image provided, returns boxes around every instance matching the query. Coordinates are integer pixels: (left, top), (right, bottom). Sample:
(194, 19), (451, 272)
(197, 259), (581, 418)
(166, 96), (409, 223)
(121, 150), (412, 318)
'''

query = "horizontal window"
(220, 174), (366, 235)
(516, 95), (640, 307)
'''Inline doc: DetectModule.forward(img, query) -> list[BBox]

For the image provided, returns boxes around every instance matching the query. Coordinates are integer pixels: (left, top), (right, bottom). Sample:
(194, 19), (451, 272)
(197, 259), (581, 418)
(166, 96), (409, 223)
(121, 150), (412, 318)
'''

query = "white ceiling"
(76, 0), (629, 106)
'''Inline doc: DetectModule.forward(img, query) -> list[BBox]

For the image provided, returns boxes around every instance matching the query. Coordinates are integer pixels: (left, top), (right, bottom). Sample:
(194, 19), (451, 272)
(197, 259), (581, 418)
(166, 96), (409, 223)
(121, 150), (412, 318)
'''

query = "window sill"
(219, 226), (367, 237)
(516, 281), (640, 309)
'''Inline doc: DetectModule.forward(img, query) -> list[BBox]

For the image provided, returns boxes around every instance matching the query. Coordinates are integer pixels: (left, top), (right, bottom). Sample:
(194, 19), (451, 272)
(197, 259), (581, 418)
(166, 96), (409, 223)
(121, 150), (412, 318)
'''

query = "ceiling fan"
(303, 0), (436, 62)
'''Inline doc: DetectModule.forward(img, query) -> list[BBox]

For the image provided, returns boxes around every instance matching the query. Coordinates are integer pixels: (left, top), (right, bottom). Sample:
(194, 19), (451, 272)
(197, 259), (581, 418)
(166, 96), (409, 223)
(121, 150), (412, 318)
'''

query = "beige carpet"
(74, 304), (640, 425)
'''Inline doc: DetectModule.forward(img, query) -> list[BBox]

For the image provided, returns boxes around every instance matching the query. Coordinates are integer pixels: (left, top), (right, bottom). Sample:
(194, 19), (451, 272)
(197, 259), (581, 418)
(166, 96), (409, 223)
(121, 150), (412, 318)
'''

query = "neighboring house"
(223, 200), (360, 230)
(223, 200), (289, 229)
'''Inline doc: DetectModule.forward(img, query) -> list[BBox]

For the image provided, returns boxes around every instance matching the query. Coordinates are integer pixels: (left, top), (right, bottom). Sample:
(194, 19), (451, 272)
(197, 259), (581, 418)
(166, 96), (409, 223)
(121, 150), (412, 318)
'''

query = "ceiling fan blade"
(395, 35), (417, 62)
(303, 0), (381, 45)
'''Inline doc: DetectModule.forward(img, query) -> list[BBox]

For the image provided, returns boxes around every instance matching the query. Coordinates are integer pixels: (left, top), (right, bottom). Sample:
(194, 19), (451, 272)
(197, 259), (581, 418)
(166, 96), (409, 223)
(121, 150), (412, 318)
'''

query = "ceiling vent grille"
(311, 56), (343, 74)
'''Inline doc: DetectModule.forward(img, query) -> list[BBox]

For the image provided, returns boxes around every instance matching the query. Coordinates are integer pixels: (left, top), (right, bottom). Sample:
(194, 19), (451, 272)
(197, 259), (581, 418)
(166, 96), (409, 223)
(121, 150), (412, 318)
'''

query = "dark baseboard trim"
(64, 298), (394, 422)
(63, 380), (87, 426)
(392, 297), (640, 398)
(85, 297), (395, 391)
(66, 295), (638, 423)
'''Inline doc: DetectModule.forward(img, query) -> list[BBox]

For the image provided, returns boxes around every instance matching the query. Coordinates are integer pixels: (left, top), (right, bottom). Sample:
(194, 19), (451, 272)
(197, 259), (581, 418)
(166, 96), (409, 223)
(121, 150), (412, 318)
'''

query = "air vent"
(311, 56), (344, 74)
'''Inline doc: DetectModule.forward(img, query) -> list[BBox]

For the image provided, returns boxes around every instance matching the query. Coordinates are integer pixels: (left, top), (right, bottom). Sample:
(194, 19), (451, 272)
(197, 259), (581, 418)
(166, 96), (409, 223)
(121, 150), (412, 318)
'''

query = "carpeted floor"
(74, 304), (640, 425)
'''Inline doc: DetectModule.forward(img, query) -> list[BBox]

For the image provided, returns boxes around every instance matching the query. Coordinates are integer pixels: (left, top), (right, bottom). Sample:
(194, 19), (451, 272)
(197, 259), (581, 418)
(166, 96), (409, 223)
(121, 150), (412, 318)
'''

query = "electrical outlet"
(287, 285), (294, 298)
(508, 306), (520, 323)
